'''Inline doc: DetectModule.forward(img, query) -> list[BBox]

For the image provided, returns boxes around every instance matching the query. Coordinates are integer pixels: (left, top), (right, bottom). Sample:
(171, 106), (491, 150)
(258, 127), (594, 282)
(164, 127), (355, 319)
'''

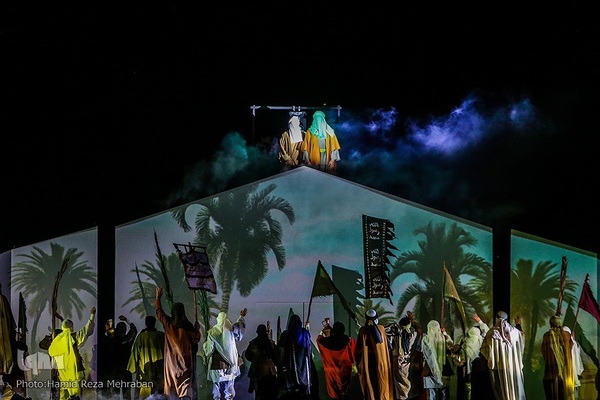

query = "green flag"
(311, 260), (338, 298)
(308, 261), (357, 324)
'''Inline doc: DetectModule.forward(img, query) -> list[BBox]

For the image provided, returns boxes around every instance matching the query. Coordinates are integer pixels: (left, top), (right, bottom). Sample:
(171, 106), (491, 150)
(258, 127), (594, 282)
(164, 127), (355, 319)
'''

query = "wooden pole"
(50, 258), (69, 400)
(441, 261), (446, 328)
(306, 296), (314, 328)
(193, 290), (198, 322)
(556, 256), (568, 316)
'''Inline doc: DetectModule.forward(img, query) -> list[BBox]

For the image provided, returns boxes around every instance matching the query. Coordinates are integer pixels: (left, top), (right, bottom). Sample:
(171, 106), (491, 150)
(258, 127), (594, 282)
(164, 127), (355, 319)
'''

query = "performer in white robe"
(563, 326), (584, 400)
(203, 309), (246, 400)
(480, 310), (526, 400)
(421, 320), (453, 400)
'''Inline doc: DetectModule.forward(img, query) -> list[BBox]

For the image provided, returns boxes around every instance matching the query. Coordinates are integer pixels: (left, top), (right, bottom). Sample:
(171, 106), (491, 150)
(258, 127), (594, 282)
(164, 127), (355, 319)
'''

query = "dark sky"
(1, 4), (599, 255)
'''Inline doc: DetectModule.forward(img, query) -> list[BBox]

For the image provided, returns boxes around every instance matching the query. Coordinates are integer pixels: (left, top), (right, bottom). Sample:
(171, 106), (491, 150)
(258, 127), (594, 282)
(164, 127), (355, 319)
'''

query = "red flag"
(579, 277), (600, 325)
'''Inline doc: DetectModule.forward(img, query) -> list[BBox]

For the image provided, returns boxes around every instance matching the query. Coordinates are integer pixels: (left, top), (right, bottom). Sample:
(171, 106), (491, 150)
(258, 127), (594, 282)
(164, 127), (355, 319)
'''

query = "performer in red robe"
(317, 321), (356, 400)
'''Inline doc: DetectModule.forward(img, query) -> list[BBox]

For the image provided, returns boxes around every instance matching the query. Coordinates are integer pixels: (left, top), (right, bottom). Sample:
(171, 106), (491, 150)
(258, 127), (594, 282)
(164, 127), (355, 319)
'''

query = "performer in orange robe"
(317, 321), (356, 400)
(154, 287), (201, 400)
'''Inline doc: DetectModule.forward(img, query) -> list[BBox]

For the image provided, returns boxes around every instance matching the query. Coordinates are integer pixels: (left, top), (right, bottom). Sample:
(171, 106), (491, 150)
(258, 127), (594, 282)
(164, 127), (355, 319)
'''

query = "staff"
(556, 256), (568, 316)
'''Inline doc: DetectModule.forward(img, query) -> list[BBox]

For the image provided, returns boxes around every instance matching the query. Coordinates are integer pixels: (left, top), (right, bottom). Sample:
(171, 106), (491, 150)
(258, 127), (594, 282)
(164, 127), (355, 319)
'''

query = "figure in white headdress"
(278, 113), (305, 171)
(480, 311), (526, 400)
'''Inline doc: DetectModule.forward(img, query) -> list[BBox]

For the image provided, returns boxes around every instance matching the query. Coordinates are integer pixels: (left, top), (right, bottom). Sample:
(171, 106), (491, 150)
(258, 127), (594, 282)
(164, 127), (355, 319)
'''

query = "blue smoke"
(167, 93), (545, 223)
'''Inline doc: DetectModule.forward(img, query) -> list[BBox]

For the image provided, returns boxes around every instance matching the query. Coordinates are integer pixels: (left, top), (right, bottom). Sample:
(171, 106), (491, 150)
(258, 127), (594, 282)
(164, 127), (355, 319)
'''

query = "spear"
(556, 256), (568, 316)
(50, 257), (69, 400)
(135, 262), (152, 316)
(51, 258), (69, 335)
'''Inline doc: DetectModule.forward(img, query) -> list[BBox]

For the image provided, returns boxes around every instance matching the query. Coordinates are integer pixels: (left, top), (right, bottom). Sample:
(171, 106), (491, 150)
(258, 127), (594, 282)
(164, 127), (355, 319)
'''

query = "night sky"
(2, 4), (598, 255)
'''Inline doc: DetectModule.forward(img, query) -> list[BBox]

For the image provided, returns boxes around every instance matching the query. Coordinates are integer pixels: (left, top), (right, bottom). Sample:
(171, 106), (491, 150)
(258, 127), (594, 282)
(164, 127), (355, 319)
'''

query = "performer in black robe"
(278, 314), (313, 399)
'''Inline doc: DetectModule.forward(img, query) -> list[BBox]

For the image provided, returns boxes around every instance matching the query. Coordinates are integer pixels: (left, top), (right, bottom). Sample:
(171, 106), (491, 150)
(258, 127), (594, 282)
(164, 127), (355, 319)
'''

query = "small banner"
(362, 215), (397, 304)
(175, 244), (218, 294)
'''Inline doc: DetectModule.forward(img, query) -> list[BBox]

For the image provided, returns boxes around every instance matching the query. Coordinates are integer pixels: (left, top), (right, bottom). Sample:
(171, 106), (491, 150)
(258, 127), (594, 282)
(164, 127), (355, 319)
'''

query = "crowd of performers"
(268, 308), (584, 400)
(0, 280), (590, 400)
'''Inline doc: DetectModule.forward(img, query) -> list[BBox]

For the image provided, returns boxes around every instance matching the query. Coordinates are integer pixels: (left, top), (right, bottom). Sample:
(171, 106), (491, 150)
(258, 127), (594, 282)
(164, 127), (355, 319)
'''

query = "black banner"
(362, 215), (397, 304)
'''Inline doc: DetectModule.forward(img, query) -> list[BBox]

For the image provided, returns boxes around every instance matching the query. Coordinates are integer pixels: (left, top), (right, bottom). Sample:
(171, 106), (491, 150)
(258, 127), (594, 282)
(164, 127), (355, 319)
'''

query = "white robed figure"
(203, 309), (246, 400)
(480, 311), (526, 400)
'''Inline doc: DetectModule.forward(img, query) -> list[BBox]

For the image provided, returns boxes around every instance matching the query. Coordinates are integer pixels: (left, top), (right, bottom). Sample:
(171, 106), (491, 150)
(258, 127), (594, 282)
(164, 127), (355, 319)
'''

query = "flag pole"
(193, 289), (198, 323)
(277, 316), (282, 343)
(441, 261), (446, 329)
(308, 261), (358, 327)
(556, 256), (568, 316)
(306, 296), (314, 327)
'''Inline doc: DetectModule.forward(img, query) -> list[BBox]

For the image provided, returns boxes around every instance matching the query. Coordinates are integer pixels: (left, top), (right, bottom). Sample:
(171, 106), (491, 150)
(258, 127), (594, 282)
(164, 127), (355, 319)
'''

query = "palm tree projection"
(11, 242), (97, 352)
(464, 254), (494, 319)
(172, 183), (295, 313)
(511, 258), (577, 372)
(390, 221), (492, 331)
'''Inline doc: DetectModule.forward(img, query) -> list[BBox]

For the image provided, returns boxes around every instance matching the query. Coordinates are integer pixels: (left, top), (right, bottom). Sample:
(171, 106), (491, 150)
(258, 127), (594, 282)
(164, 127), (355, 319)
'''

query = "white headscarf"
(207, 312), (237, 366)
(288, 115), (303, 144)
(491, 312), (512, 344)
(423, 320), (447, 378)
(563, 326), (585, 383)
(463, 326), (483, 374)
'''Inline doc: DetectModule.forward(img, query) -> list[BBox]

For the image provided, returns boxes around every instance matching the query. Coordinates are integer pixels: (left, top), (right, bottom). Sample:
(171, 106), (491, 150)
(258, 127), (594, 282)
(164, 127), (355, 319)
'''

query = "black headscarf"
(171, 302), (194, 331)
(320, 321), (350, 351)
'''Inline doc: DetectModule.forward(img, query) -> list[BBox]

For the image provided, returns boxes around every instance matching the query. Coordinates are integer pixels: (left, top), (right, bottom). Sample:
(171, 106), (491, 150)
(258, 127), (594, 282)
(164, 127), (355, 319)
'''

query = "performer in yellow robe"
(302, 110), (341, 173)
(48, 308), (96, 400)
(355, 309), (393, 400)
(0, 286), (16, 380)
(127, 316), (165, 399)
(541, 315), (574, 400)
(278, 114), (305, 171)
